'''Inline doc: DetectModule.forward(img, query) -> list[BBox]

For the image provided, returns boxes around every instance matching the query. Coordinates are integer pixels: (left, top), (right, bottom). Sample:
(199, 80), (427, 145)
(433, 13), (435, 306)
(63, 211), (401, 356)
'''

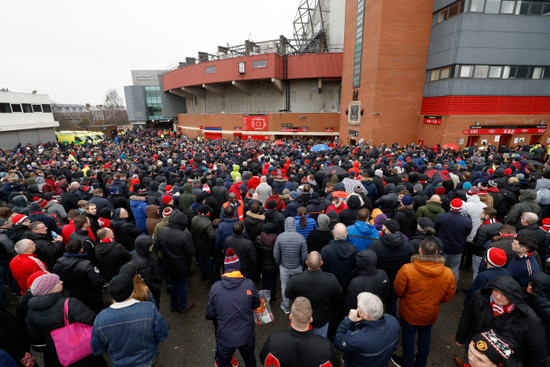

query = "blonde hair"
(131, 275), (151, 302)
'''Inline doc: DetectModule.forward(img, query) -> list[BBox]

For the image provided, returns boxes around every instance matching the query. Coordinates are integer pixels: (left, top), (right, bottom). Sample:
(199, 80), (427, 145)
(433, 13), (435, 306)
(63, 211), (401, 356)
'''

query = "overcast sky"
(1, 0), (299, 106)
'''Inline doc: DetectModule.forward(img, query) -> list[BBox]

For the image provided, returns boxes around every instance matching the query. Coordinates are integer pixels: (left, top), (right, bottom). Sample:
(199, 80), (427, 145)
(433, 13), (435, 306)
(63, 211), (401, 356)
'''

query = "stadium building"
(160, 0), (550, 147)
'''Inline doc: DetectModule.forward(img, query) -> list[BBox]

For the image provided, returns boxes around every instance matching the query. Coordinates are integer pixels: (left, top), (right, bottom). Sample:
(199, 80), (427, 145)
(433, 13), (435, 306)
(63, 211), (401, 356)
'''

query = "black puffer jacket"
(110, 218), (142, 251)
(344, 249), (390, 312)
(132, 234), (161, 306)
(26, 232), (64, 270)
(392, 207), (416, 239)
(53, 253), (105, 313)
(224, 234), (257, 279)
(456, 276), (547, 366)
(254, 232), (278, 274)
(320, 239), (358, 292)
(157, 211), (195, 280)
(190, 214), (216, 257)
(369, 232), (412, 282)
(94, 239), (131, 282)
(69, 229), (96, 261)
(264, 209), (285, 234)
(26, 293), (105, 367)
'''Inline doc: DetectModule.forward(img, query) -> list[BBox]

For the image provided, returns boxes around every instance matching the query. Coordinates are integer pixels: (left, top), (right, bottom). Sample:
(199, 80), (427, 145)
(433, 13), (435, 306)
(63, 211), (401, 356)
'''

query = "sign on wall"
(423, 116), (442, 125)
(243, 114), (268, 131)
(348, 101), (361, 126)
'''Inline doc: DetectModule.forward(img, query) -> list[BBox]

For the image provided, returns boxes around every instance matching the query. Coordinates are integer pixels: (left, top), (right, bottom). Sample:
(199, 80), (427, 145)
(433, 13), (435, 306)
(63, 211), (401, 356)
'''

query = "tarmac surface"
(12, 263), (473, 367)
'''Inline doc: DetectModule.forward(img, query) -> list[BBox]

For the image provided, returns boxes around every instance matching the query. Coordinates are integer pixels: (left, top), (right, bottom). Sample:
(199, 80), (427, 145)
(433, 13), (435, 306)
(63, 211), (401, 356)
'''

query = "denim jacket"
(91, 300), (169, 367)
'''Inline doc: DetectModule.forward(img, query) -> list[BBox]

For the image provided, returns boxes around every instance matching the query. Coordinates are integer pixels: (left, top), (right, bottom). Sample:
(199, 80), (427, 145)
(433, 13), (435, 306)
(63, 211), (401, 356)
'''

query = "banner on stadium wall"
(243, 114), (268, 131)
(467, 125), (546, 135)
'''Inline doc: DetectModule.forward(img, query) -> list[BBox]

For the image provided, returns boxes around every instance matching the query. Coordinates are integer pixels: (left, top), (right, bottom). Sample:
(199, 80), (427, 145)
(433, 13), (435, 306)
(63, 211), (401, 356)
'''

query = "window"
(516, 66), (530, 78)
(440, 66), (452, 79)
(501, 0), (516, 12)
(485, 0), (501, 12)
(435, 0), (465, 23)
(11, 104), (22, 112)
(32, 104), (42, 112)
(474, 65), (489, 78)
(22, 103), (32, 113)
(529, 2), (543, 14)
(430, 69), (440, 81)
(544, 3), (550, 14)
(542, 67), (550, 79)
(516, 1), (530, 14)
(460, 65), (474, 77)
(352, 0), (366, 88)
(252, 60), (267, 69)
(489, 66), (503, 78)
(0, 103), (11, 113)
(471, 0), (485, 12)
(42, 104), (51, 113)
(205, 66), (216, 74)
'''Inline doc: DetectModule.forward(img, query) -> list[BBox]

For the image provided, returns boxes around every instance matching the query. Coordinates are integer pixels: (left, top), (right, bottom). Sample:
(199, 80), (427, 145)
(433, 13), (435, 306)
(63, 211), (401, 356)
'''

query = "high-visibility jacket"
(223, 200), (244, 221)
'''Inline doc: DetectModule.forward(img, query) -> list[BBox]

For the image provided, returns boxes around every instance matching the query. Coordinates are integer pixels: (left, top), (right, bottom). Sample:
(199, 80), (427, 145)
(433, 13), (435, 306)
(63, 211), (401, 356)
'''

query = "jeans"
(196, 254), (214, 281)
(472, 254), (483, 280)
(312, 322), (329, 338)
(280, 265), (303, 309)
(216, 339), (255, 367)
(169, 276), (188, 311)
(261, 271), (277, 301)
(443, 253), (462, 286)
(401, 319), (432, 367)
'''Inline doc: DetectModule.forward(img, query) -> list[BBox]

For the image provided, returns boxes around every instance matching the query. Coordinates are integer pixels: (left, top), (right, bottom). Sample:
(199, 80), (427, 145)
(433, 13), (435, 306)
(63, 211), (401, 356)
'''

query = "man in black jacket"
(224, 222), (257, 280)
(59, 182), (79, 213)
(259, 296), (338, 367)
(53, 239), (105, 313)
(95, 228), (131, 282)
(285, 251), (343, 338)
(456, 276), (547, 366)
(157, 210), (195, 313)
(26, 221), (64, 270)
(68, 214), (96, 261)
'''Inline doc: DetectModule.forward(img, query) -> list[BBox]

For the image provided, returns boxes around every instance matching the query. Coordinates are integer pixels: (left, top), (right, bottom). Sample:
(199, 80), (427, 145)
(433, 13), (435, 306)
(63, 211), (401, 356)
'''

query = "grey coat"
(273, 217), (307, 269)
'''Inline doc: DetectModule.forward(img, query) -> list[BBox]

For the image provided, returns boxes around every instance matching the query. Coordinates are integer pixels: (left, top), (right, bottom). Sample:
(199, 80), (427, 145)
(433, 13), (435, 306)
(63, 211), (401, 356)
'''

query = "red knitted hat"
(224, 248), (240, 272)
(486, 248), (507, 267)
(33, 197), (48, 209)
(12, 214), (28, 226)
(162, 207), (173, 217)
(162, 195), (172, 205)
(450, 198), (463, 211)
(504, 168), (512, 175)
(165, 185), (173, 194)
(26, 271), (48, 290)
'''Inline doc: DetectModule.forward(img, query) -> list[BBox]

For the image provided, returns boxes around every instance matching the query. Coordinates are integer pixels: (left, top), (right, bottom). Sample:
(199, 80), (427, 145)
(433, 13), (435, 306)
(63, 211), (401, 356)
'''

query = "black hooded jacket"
(157, 211), (195, 280)
(344, 249), (390, 312)
(369, 232), (412, 282)
(456, 276), (547, 366)
(132, 234), (161, 305)
(320, 239), (358, 292)
(26, 232), (64, 270)
(94, 239), (131, 282)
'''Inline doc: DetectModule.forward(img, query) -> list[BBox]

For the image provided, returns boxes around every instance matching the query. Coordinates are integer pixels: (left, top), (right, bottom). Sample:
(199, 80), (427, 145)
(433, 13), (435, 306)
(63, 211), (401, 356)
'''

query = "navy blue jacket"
(321, 239), (358, 292)
(206, 274), (260, 347)
(466, 267), (511, 302)
(434, 211), (472, 255)
(334, 314), (400, 367)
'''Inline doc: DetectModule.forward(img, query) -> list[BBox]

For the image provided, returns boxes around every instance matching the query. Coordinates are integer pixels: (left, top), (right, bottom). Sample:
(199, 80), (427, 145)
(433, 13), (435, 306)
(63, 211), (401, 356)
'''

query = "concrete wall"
(0, 127), (57, 149)
(124, 86), (147, 121)
(173, 79), (340, 115)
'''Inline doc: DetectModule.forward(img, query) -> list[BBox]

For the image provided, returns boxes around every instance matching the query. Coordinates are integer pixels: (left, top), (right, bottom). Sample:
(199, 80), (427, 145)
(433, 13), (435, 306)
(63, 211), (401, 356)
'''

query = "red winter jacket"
(9, 254), (48, 295)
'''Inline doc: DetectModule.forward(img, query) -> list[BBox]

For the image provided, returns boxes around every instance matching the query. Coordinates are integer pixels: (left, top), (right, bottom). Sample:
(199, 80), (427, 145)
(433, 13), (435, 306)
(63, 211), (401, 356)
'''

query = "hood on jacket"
(55, 253), (86, 274)
(183, 183), (192, 193)
(384, 183), (396, 194)
(355, 249), (378, 276)
(483, 276), (528, 313)
(11, 194), (28, 207)
(346, 195), (362, 210)
(411, 254), (446, 278)
(28, 292), (62, 311)
(233, 165), (240, 172)
(215, 177), (224, 186)
(379, 232), (405, 249)
(330, 239), (357, 258)
(221, 273), (246, 289)
(284, 217), (297, 232)
(134, 234), (152, 256)
(425, 201), (443, 213)
(373, 213), (389, 231)
(519, 189), (536, 202)
(352, 221), (379, 237)
(529, 272), (550, 295)
(145, 205), (160, 219)
(169, 211), (188, 230)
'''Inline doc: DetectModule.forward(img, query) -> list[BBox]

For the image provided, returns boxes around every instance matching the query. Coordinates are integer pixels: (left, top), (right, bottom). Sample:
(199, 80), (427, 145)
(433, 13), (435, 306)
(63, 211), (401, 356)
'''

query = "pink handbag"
(50, 299), (93, 366)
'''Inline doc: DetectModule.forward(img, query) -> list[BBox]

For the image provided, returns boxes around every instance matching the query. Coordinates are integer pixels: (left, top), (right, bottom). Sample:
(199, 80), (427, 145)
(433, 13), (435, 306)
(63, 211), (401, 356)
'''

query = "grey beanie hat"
(317, 214), (330, 231)
(413, 184), (424, 193)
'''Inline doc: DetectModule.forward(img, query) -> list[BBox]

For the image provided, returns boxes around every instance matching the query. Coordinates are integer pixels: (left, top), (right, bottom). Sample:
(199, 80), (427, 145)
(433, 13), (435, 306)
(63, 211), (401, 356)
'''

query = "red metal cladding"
(421, 96), (550, 115)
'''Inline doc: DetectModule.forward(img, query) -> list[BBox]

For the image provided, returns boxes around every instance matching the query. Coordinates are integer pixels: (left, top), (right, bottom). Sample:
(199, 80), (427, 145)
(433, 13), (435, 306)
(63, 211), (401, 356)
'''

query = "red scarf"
(491, 297), (515, 317)
(500, 233), (516, 238)
(482, 218), (496, 225)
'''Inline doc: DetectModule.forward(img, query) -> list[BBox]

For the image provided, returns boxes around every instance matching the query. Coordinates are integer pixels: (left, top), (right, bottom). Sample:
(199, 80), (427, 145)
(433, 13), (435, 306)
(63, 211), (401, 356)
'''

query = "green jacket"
(415, 201), (445, 221)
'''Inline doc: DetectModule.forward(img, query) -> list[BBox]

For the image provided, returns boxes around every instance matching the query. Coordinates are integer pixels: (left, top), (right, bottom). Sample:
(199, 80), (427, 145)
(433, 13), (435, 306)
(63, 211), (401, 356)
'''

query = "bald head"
(306, 251), (322, 270)
(333, 223), (347, 241)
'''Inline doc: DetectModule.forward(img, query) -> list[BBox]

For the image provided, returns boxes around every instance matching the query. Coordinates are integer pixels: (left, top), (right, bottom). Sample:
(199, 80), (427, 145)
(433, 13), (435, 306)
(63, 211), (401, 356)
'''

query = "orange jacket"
(223, 200), (244, 221)
(394, 254), (455, 326)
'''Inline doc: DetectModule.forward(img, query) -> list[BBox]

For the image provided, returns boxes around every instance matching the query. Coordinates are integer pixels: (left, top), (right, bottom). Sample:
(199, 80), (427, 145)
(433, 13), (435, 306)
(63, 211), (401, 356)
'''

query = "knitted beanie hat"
(26, 271), (48, 290)
(224, 248), (240, 272)
(486, 248), (507, 268)
(162, 195), (172, 205)
(109, 273), (134, 302)
(450, 198), (463, 211)
(11, 214), (28, 226)
(162, 207), (173, 217)
(471, 330), (513, 365)
(30, 273), (60, 296)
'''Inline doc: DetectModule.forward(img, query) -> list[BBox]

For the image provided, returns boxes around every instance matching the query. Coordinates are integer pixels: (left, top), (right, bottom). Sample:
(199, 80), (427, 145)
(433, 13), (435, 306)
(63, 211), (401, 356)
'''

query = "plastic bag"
(253, 290), (274, 325)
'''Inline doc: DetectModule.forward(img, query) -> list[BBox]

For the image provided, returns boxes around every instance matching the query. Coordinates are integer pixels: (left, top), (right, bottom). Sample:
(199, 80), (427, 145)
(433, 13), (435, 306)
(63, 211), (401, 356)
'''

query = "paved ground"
(157, 264), (472, 367)
(10, 264), (473, 367)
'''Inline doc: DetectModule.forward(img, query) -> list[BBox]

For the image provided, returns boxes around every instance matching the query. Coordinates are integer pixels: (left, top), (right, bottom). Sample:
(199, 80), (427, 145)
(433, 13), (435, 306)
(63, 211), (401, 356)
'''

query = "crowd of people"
(0, 128), (550, 367)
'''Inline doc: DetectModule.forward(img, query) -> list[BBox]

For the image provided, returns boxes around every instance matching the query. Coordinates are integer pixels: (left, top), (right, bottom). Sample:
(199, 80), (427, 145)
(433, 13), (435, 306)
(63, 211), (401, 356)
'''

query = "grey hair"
(333, 223), (347, 241)
(14, 239), (34, 255)
(357, 292), (383, 320)
(521, 212), (538, 225)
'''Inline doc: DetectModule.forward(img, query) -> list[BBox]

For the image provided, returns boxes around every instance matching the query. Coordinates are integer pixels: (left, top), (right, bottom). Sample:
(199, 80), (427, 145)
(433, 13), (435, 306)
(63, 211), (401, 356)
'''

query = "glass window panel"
(533, 67), (543, 79)
(448, 2), (460, 17)
(516, 66), (529, 78)
(501, 0), (515, 13)
(430, 69), (440, 81)
(460, 65), (474, 77)
(517, 1), (530, 14)
(543, 3), (550, 15)
(542, 67), (550, 79)
(471, 0), (485, 12)
(22, 104), (32, 113)
(502, 66), (511, 78)
(11, 104), (22, 112)
(485, 0), (501, 13)
(474, 65), (489, 78)
(440, 66), (451, 79)
(42, 104), (51, 113)
(489, 66), (502, 78)
(436, 11), (446, 23)
(0, 103), (11, 113)
(529, 2), (543, 14)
